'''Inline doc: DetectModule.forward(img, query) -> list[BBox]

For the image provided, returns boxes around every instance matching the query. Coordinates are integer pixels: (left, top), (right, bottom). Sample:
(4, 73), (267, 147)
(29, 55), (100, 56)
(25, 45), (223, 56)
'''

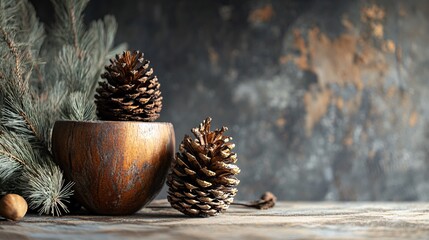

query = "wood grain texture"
(52, 121), (175, 215)
(1, 201), (428, 239)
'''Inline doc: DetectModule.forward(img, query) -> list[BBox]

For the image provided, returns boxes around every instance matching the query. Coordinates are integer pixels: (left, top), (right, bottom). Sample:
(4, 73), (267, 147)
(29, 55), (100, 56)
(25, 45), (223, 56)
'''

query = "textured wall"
(33, 0), (429, 201)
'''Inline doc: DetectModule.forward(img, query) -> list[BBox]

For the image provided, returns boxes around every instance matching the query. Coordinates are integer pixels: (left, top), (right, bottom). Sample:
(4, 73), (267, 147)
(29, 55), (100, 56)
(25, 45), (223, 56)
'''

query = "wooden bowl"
(51, 120), (175, 215)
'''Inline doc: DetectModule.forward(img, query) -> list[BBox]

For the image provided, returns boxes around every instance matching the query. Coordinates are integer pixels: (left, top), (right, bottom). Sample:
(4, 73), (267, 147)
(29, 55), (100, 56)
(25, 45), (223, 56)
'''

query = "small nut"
(0, 194), (28, 221)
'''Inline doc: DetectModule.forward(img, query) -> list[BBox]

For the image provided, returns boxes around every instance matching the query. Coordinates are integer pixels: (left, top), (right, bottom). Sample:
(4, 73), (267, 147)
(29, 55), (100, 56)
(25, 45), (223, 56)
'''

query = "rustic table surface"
(0, 200), (428, 240)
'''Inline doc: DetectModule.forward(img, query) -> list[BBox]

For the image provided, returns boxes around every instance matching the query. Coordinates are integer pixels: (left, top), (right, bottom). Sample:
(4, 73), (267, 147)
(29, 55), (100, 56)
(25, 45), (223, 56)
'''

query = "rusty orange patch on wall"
(284, 5), (399, 136)
(361, 5), (385, 22)
(292, 29), (310, 70)
(303, 87), (331, 136)
(383, 40), (396, 53)
(371, 22), (384, 38)
(409, 111), (419, 127)
(248, 4), (274, 24)
(275, 117), (287, 128)
(207, 46), (219, 66)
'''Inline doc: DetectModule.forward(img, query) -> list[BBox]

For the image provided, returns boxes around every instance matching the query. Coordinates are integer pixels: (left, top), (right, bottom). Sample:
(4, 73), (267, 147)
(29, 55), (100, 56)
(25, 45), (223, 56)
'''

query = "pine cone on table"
(95, 50), (162, 121)
(167, 117), (240, 217)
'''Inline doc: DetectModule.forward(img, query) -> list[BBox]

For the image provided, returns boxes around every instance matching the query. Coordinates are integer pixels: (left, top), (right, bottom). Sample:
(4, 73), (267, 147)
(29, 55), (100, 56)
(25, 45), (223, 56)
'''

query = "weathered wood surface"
(1, 200), (428, 240)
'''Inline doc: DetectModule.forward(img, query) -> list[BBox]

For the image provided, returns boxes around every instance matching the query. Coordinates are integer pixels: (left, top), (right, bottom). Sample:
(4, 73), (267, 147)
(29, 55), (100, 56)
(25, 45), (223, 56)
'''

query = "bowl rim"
(54, 120), (173, 127)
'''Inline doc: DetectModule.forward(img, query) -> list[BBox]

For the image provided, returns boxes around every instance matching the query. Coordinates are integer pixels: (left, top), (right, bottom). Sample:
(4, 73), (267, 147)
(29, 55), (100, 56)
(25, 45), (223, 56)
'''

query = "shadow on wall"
(32, 0), (429, 201)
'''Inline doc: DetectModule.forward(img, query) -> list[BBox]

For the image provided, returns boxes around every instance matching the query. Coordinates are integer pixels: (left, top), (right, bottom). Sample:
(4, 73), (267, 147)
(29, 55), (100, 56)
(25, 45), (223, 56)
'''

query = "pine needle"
(24, 163), (75, 216)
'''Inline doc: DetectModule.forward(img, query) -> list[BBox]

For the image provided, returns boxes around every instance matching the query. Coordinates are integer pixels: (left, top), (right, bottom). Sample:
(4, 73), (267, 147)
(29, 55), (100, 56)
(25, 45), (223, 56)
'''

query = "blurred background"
(31, 0), (429, 201)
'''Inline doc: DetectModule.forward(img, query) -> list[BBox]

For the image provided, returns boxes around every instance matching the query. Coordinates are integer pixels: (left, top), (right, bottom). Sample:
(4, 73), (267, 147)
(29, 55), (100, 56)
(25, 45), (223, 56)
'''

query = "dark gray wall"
(33, 0), (429, 201)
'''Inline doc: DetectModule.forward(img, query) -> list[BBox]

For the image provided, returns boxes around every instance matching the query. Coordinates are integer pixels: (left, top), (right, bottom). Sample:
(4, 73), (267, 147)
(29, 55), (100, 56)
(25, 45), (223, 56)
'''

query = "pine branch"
(0, 0), (126, 216)
(1, 82), (48, 150)
(0, 131), (31, 193)
(0, 130), (74, 216)
(49, 0), (88, 51)
(0, 0), (74, 216)
(48, 0), (125, 121)
(0, 0), (45, 90)
(60, 91), (95, 120)
(69, 1), (82, 59)
(0, 150), (27, 166)
(0, 0), (48, 149)
(18, 111), (44, 145)
(0, 27), (23, 84)
(0, 133), (25, 193)
(23, 160), (75, 216)
(18, 0), (45, 86)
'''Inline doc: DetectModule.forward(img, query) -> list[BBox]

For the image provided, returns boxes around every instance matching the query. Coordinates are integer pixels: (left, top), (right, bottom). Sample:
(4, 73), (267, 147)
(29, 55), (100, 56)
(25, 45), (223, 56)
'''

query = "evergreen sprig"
(0, 0), (125, 215)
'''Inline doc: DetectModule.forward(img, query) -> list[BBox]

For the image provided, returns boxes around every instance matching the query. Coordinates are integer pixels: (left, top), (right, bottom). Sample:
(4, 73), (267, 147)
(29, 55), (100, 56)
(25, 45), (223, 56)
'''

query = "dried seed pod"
(0, 194), (28, 221)
(251, 192), (277, 210)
